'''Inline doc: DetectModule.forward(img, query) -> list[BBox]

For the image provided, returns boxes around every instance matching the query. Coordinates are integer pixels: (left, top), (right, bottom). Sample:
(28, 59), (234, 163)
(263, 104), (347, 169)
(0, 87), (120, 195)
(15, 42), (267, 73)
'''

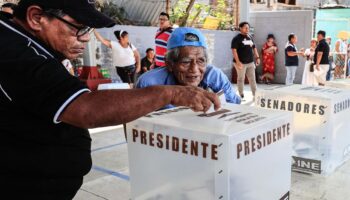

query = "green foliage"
(210, 0), (234, 30)
(170, 0), (233, 30)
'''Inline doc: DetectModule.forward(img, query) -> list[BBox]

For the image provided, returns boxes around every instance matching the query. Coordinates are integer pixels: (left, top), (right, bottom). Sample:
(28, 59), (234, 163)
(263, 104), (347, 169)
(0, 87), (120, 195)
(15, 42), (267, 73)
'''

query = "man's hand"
(170, 86), (221, 112)
(256, 58), (261, 65)
(316, 65), (320, 71)
(236, 61), (243, 70)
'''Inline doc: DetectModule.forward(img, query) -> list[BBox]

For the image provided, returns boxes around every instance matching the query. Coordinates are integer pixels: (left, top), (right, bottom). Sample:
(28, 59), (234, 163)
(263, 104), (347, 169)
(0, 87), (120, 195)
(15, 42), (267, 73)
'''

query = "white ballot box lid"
(139, 104), (291, 136)
(98, 83), (130, 90)
(258, 84), (347, 99)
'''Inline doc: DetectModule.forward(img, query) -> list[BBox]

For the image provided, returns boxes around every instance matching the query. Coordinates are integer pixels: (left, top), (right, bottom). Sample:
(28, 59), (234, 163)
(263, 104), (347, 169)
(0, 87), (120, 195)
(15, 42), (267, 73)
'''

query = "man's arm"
(232, 49), (243, 69)
(207, 66), (241, 104)
(133, 50), (141, 74)
(253, 47), (260, 65)
(287, 50), (304, 57)
(59, 86), (221, 129)
(94, 30), (112, 48)
(316, 51), (323, 70)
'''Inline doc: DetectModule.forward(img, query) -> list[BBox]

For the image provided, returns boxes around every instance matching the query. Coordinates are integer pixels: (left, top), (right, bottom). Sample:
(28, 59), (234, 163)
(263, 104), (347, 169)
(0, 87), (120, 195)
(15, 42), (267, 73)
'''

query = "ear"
(26, 5), (45, 32)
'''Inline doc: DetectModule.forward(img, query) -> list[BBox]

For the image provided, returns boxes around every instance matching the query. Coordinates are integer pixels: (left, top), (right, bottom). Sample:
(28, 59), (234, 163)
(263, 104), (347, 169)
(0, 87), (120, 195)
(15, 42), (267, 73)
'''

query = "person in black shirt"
(314, 30), (330, 86)
(141, 48), (155, 74)
(0, 2), (16, 19)
(0, 0), (220, 198)
(231, 22), (260, 99)
(284, 33), (304, 85)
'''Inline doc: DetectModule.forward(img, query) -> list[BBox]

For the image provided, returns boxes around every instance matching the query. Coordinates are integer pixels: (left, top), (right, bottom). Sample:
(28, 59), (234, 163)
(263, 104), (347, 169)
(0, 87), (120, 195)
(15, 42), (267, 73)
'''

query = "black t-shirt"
(231, 33), (256, 64)
(0, 18), (91, 194)
(0, 11), (13, 19)
(314, 39), (330, 65)
(285, 43), (299, 66)
(141, 57), (153, 74)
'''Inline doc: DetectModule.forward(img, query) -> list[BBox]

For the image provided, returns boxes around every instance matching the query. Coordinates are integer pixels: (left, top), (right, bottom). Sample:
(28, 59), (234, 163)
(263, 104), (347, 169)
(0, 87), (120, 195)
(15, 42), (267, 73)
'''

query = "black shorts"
(116, 65), (136, 84)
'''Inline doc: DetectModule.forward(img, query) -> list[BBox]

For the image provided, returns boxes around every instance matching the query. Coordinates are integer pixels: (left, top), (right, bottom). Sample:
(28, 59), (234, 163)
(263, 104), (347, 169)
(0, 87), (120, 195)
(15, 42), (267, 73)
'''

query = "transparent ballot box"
(255, 85), (350, 175)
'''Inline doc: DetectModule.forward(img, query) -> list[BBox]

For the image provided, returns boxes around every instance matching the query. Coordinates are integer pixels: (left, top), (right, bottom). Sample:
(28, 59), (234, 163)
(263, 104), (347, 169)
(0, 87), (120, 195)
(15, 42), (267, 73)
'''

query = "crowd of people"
(94, 17), (348, 101)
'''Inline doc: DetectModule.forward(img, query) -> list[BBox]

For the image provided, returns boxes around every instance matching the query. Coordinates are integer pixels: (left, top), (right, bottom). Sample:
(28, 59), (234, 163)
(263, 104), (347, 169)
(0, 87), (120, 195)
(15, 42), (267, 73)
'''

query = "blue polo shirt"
(136, 65), (241, 109)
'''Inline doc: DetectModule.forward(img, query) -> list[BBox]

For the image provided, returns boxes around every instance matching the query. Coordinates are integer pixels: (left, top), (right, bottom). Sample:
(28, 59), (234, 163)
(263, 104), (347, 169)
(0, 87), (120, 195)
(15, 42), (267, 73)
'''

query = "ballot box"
(126, 104), (293, 200)
(325, 79), (350, 89)
(255, 85), (350, 175)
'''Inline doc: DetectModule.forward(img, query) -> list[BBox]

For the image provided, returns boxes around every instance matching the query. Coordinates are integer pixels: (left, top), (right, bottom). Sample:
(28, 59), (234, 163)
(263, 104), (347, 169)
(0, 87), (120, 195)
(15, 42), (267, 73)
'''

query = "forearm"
(316, 53), (323, 65)
(60, 86), (173, 128)
(254, 48), (259, 58)
(232, 50), (241, 63)
(94, 31), (111, 48)
(287, 52), (299, 56)
(135, 58), (141, 72)
(94, 30), (103, 42)
(263, 49), (271, 54)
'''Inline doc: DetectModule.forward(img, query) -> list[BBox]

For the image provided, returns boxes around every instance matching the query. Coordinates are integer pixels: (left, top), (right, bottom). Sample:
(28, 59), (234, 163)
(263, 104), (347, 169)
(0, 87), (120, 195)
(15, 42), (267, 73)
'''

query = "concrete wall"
(95, 10), (313, 84)
(250, 10), (313, 83)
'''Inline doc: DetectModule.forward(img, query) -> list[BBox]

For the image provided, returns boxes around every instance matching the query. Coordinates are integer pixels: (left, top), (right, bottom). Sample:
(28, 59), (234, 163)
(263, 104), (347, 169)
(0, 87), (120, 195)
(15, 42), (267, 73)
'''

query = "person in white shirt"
(94, 30), (141, 84)
(301, 38), (318, 86)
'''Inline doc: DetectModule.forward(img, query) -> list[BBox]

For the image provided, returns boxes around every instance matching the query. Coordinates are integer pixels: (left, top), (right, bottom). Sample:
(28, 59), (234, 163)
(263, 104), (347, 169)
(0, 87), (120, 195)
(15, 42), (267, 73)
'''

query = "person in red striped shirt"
(155, 12), (173, 68)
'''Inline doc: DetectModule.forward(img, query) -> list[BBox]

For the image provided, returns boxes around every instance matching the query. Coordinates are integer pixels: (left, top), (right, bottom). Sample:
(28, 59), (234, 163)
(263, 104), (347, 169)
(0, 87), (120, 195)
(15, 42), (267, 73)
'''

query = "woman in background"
(94, 30), (141, 86)
(302, 38), (318, 86)
(261, 34), (278, 84)
(334, 32), (348, 79)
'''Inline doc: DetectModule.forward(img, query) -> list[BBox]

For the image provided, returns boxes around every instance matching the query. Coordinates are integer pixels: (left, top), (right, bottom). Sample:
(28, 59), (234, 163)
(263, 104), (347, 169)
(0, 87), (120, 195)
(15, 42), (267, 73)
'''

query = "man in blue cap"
(137, 27), (241, 109)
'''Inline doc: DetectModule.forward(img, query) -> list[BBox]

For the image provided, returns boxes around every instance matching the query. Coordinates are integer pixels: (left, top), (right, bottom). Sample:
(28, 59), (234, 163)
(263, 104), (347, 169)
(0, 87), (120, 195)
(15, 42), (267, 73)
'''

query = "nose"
(188, 60), (200, 73)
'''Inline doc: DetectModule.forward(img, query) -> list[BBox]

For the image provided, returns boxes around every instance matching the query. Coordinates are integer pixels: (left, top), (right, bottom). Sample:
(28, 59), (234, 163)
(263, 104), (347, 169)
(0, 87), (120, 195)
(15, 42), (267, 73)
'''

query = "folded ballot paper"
(126, 104), (293, 200)
(255, 85), (350, 175)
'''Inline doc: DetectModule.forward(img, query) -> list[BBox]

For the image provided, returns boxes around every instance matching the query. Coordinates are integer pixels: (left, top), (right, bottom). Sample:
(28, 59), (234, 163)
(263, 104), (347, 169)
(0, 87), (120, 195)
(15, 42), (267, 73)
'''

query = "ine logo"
(292, 156), (321, 174)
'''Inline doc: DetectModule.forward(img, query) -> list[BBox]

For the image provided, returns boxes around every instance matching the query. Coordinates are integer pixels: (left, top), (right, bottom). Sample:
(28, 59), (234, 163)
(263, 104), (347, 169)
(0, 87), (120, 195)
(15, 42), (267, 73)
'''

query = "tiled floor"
(74, 84), (350, 200)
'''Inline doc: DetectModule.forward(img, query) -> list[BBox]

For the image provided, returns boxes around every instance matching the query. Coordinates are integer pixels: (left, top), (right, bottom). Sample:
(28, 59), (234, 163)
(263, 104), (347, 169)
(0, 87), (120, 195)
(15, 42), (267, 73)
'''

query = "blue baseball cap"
(167, 27), (207, 50)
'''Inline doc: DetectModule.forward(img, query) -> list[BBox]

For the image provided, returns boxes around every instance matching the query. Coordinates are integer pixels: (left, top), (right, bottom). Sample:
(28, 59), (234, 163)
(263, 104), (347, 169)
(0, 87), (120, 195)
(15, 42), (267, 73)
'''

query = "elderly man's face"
(168, 46), (207, 87)
(39, 14), (91, 59)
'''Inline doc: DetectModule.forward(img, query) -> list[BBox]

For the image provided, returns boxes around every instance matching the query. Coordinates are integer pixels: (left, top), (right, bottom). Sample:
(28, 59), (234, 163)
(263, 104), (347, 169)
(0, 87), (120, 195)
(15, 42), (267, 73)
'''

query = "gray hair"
(165, 46), (208, 65)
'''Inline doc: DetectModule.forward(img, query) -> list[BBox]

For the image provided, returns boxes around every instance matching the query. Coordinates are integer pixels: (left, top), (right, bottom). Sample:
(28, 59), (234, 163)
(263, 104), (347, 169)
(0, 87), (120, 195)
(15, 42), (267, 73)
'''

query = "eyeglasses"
(159, 18), (169, 22)
(45, 11), (94, 37)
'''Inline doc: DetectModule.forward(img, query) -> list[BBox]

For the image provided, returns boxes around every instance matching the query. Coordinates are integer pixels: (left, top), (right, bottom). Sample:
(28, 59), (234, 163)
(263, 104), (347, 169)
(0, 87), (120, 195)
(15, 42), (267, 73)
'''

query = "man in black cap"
(0, 0), (220, 198)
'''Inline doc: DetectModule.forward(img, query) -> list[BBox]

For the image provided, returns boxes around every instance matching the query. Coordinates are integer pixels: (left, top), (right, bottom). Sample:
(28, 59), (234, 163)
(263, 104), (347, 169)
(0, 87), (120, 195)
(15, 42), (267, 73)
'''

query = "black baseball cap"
(17, 0), (116, 28)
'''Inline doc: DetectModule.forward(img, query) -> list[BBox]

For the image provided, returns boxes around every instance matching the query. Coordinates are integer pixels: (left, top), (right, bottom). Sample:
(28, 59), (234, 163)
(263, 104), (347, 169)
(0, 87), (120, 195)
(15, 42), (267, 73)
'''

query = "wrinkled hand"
(170, 86), (221, 112)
